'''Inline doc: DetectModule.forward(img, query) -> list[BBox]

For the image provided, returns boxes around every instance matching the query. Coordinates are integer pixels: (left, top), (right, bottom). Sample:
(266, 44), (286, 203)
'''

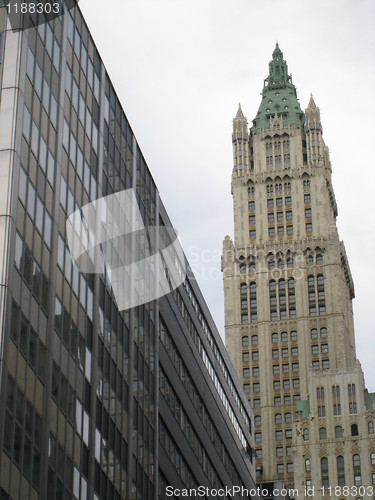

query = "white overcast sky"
(79, 0), (375, 391)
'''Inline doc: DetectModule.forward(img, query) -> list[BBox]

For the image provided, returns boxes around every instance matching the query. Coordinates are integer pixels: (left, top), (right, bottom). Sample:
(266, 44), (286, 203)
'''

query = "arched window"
(321, 457), (329, 487)
(305, 459), (311, 472)
(281, 331), (288, 342)
(285, 412), (292, 423)
(319, 427), (327, 440)
(249, 262), (256, 272)
(251, 335), (258, 346)
(270, 280), (276, 292)
(310, 328), (318, 339)
(320, 327), (327, 338)
(337, 456), (345, 486)
(303, 428), (309, 441)
(371, 452), (375, 465)
(271, 332), (278, 343)
(269, 259), (275, 270)
(335, 426), (343, 438)
(353, 454), (361, 486)
(242, 336), (249, 348)
(317, 274), (324, 287)
(254, 415), (261, 427)
(287, 257), (293, 268)
(316, 254), (323, 265)
(308, 275), (315, 287)
(351, 424), (359, 437)
(278, 259), (284, 269)
(368, 421), (374, 434)
(290, 330), (297, 341)
(307, 254), (314, 265)
(275, 413), (282, 424)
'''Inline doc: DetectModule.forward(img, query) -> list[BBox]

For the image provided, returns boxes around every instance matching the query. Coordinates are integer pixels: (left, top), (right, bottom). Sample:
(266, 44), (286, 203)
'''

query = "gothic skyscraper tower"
(223, 44), (375, 497)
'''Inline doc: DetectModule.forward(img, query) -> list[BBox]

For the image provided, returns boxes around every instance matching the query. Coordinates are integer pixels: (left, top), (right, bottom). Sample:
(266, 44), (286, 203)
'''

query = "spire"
(233, 103), (248, 135)
(307, 94), (317, 109)
(235, 103), (245, 120)
(305, 93), (320, 125)
(251, 43), (304, 132)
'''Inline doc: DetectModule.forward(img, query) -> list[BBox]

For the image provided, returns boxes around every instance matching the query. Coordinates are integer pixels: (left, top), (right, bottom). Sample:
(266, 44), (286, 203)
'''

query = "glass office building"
(0, 4), (257, 499)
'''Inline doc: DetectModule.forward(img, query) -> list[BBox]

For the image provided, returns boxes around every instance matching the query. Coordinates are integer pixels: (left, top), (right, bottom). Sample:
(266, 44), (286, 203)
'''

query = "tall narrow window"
(319, 427), (327, 440)
(351, 424), (358, 437)
(337, 456), (345, 486)
(269, 280), (277, 321)
(321, 457), (329, 487)
(250, 282), (257, 323)
(317, 387), (325, 417)
(308, 275), (316, 316)
(348, 384), (357, 414)
(368, 421), (374, 434)
(305, 459), (311, 472)
(278, 279), (286, 320)
(335, 426), (343, 438)
(288, 278), (296, 318)
(332, 385), (341, 416)
(317, 274), (325, 315)
(353, 454), (361, 486)
(240, 283), (248, 325)
(242, 335), (249, 348)
(303, 428), (309, 441)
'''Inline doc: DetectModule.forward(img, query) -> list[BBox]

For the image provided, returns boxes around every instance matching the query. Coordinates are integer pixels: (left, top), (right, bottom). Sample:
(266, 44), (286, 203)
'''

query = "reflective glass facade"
(0, 4), (257, 500)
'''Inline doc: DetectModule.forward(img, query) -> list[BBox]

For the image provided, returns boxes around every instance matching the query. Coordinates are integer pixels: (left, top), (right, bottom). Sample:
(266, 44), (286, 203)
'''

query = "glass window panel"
(46, 24), (53, 57)
(57, 234), (65, 270)
(63, 120), (70, 151)
(35, 197), (44, 234)
(14, 232), (23, 271)
(47, 152), (55, 187)
(23, 106), (31, 142)
(35, 64), (42, 98)
(27, 183), (36, 218)
(27, 47), (34, 80)
(60, 177), (67, 210)
(50, 95), (58, 129)
(19, 167), (27, 205)
(39, 137), (47, 173)
(44, 210), (52, 249)
(42, 79), (50, 111)
(72, 79), (79, 111)
(53, 40), (60, 71)
(31, 121), (39, 157)
(87, 58), (94, 88)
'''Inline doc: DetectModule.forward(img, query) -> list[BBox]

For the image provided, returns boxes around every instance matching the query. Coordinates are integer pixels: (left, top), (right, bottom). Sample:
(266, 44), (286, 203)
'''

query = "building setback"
(0, 4), (258, 500)
(223, 43), (375, 498)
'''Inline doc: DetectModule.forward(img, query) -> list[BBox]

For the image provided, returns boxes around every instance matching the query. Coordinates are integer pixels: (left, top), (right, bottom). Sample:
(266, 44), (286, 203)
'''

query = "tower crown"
(252, 43), (304, 133)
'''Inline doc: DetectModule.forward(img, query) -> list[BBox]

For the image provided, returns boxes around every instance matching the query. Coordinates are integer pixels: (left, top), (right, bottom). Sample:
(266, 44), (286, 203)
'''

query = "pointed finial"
(307, 93), (317, 109)
(235, 103), (245, 120)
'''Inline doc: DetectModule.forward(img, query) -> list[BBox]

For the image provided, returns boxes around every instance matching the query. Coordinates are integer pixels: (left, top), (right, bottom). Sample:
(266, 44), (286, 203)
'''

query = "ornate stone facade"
(223, 44), (375, 498)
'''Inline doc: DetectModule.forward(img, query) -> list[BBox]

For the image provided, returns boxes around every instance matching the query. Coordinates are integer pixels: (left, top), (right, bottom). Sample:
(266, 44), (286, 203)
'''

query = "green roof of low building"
(365, 390), (375, 411)
(252, 43), (304, 133)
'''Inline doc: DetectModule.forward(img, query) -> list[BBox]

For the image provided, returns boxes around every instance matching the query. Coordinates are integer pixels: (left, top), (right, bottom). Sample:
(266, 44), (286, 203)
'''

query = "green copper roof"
(364, 390), (375, 411)
(252, 43), (304, 132)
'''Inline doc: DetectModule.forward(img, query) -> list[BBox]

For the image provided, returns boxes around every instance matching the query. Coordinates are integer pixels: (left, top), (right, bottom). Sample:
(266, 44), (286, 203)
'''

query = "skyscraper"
(223, 43), (375, 497)
(0, 4), (258, 499)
